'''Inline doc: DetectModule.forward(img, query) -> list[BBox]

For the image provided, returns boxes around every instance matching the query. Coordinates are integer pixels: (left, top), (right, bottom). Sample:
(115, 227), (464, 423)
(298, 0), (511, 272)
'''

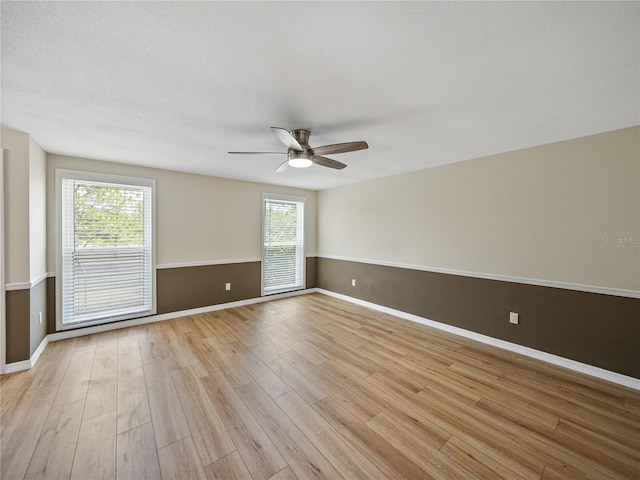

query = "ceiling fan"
(229, 127), (368, 172)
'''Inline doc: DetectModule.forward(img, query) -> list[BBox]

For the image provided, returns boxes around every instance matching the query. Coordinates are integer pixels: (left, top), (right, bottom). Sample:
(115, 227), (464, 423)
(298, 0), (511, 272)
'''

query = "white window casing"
(262, 193), (305, 296)
(56, 169), (156, 329)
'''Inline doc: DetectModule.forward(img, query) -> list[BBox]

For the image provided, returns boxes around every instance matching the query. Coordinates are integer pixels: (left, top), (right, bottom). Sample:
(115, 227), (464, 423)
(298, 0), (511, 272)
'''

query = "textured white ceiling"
(1, 1), (638, 190)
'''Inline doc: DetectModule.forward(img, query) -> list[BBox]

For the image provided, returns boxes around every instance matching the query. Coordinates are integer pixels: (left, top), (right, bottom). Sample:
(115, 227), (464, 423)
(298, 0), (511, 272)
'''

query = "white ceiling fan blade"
(228, 151), (286, 155)
(312, 141), (368, 156)
(275, 160), (290, 173)
(312, 155), (347, 170)
(271, 127), (303, 151)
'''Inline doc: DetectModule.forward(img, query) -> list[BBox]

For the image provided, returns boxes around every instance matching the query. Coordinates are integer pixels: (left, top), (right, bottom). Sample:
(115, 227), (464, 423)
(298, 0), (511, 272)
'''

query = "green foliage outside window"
(74, 184), (144, 248)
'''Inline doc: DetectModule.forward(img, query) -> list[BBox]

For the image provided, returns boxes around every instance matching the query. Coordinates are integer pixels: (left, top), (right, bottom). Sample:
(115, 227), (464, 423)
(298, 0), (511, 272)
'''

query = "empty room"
(1, 1), (638, 480)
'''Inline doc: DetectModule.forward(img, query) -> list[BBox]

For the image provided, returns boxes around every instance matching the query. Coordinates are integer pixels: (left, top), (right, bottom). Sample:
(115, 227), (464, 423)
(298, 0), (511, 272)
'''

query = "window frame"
(261, 192), (306, 296)
(55, 169), (156, 330)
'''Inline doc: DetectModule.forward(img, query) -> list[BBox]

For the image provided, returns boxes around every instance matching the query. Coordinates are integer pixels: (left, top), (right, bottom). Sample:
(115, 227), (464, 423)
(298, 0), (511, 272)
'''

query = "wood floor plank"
(265, 326), (327, 364)
(276, 390), (389, 480)
(550, 419), (640, 478)
(116, 365), (151, 434)
(276, 354), (329, 404)
(425, 380), (626, 480)
(85, 376), (117, 421)
(202, 336), (253, 388)
(158, 435), (208, 480)
(0, 370), (33, 421)
(268, 467), (301, 480)
(71, 410), (117, 480)
(236, 381), (344, 480)
(366, 371), (546, 476)
(199, 374), (287, 480)
(170, 366), (236, 466)
(155, 325), (208, 378)
(474, 396), (559, 431)
(204, 451), (253, 480)
(138, 326), (168, 365)
(0, 384), (58, 480)
(225, 341), (292, 398)
(439, 435), (509, 480)
(116, 422), (161, 480)
(117, 329), (142, 372)
(439, 434), (529, 480)
(366, 411), (469, 480)
(84, 338), (118, 421)
(279, 350), (380, 422)
(51, 342), (96, 407)
(24, 398), (85, 480)
(143, 359), (190, 448)
(312, 397), (431, 480)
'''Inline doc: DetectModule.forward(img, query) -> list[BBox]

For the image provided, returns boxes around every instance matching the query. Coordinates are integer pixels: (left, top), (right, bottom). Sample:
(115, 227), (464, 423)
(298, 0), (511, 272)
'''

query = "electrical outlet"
(39, 312), (43, 325)
(351, 279), (356, 287)
(225, 283), (231, 291)
(509, 312), (519, 325)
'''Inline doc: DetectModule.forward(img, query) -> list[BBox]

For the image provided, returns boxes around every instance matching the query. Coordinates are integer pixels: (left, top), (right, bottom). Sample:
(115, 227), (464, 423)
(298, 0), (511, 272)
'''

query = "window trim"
(261, 192), (306, 296)
(55, 169), (156, 330)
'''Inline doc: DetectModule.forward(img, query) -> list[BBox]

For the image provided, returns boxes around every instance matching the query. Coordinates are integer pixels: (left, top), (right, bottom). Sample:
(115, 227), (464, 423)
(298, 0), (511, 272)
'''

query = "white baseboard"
(30, 336), (49, 366)
(317, 289), (640, 391)
(3, 335), (49, 373)
(3, 359), (31, 374)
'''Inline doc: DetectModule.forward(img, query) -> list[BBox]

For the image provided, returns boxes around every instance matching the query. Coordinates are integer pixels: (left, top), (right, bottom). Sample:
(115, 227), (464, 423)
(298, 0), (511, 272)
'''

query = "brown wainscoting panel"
(156, 262), (262, 314)
(29, 279), (48, 356)
(317, 257), (640, 378)
(305, 256), (317, 289)
(47, 277), (56, 334)
(6, 289), (31, 363)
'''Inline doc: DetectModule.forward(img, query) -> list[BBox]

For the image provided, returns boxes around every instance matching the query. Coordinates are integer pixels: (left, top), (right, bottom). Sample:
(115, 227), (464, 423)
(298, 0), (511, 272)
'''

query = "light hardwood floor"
(1, 293), (638, 479)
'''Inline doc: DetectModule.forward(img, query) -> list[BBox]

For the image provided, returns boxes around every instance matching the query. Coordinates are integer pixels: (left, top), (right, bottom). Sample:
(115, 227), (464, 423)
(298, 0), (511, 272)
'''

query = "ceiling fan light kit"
(229, 127), (368, 173)
(288, 151), (313, 168)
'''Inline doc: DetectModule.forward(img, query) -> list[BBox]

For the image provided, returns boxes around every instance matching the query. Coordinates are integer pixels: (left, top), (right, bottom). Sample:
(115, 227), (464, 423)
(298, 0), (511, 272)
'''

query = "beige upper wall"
(46, 154), (317, 272)
(318, 127), (640, 292)
(28, 136), (47, 281)
(1, 129), (31, 284)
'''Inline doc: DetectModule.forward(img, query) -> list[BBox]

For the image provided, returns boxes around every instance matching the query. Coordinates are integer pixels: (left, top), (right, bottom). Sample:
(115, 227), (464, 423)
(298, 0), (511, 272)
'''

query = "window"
(262, 194), (305, 295)
(57, 170), (155, 328)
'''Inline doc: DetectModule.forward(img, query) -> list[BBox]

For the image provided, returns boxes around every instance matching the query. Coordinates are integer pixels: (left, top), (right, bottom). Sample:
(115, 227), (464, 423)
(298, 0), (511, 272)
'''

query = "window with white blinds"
(57, 170), (155, 328)
(262, 194), (305, 295)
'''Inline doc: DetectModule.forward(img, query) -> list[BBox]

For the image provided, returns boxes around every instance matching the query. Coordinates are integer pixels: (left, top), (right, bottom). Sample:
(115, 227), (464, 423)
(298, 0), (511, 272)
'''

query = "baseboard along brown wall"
(317, 257), (640, 379)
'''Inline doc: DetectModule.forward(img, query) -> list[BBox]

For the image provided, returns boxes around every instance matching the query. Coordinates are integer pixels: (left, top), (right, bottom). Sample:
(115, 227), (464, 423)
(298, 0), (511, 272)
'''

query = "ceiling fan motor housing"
(290, 129), (311, 150)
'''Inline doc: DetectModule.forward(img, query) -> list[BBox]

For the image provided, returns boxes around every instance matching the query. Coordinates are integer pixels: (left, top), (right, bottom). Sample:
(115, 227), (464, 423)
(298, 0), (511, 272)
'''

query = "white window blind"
(263, 194), (305, 295)
(58, 172), (155, 327)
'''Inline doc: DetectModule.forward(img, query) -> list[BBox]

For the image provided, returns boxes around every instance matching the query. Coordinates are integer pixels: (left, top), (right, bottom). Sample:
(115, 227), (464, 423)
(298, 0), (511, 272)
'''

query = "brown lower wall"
(156, 262), (262, 314)
(30, 279), (48, 356)
(317, 257), (640, 379)
(5, 278), (49, 363)
(6, 289), (30, 363)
